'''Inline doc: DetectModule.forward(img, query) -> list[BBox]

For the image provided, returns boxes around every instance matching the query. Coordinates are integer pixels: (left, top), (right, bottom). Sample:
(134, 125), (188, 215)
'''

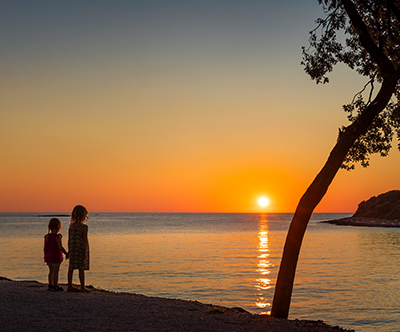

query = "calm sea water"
(1, 212), (400, 331)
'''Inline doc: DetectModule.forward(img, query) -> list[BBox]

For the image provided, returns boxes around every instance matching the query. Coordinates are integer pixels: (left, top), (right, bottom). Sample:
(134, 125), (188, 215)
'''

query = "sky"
(1, 0), (400, 213)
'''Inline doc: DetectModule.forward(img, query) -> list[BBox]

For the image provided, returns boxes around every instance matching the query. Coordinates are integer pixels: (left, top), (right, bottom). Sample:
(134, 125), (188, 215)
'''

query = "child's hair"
(71, 205), (88, 225)
(48, 218), (62, 232)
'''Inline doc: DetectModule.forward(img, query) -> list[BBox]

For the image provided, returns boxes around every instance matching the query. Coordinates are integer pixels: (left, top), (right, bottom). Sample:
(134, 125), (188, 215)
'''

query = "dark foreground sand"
(0, 278), (354, 332)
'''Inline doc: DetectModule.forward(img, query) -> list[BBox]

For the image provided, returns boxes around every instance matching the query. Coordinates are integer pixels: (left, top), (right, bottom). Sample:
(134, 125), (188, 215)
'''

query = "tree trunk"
(270, 74), (399, 319)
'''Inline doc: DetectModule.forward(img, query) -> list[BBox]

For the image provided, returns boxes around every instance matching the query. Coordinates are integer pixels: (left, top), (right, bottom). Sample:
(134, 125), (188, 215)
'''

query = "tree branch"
(386, 0), (400, 22)
(351, 75), (376, 105)
(340, 0), (394, 76)
(385, 0), (400, 44)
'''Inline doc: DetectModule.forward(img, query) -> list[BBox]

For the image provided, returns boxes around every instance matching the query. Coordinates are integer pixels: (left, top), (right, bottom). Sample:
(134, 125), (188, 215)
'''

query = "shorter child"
(44, 218), (68, 291)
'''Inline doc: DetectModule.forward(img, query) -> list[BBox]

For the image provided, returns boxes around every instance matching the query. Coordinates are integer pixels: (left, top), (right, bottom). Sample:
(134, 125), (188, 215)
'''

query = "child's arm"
(56, 235), (68, 256)
(43, 236), (47, 261)
(68, 227), (71, 251)
(82, 224), (89, 260)
(66, 227), (72, 259)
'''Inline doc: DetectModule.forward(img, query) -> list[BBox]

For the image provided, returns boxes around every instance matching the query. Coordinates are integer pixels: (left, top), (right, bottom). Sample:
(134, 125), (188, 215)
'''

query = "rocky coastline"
(324, 190), (400, 228)
(322, 217), (400, 228)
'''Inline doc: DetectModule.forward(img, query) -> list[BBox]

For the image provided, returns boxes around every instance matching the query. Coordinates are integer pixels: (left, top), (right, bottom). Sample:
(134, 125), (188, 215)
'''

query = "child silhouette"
(67, 205), (90, 292)
(44, 218), (68, 291)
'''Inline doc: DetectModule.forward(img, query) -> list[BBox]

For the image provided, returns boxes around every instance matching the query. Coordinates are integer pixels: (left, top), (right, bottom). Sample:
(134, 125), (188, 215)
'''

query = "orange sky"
(1, 1), (400, 213)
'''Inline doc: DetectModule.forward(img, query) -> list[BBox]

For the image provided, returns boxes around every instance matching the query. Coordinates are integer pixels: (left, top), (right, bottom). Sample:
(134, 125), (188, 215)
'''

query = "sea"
(1, 212), (400, 332)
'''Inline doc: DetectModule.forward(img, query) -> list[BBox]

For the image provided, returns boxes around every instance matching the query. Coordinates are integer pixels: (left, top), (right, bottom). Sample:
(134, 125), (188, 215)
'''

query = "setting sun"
(258, 196), (270, 207)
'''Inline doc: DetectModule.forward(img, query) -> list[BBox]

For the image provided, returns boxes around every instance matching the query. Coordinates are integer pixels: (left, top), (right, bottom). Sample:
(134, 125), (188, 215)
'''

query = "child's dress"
(44, 233), (63, 264)
(68, 225), (89, 270)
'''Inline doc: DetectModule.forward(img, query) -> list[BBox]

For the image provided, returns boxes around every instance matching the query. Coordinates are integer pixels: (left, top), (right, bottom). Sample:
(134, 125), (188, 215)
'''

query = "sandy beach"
(0, 277), (353, 332)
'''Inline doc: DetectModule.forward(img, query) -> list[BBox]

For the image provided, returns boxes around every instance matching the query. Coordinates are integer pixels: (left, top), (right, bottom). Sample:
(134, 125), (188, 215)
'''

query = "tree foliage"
(302, 0), (400, 170)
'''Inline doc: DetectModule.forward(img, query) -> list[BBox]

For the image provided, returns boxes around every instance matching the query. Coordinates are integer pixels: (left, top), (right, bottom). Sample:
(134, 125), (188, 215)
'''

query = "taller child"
(67, 205), (90, 292)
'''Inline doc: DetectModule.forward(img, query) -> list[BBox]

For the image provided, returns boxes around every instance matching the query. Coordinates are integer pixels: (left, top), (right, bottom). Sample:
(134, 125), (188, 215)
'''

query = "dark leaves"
(340, 98), (399, 170)
(303, 0), (400, 169)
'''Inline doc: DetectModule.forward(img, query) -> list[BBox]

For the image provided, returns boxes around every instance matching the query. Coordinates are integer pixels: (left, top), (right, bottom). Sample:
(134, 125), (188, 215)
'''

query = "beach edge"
(0, 277), (354, 332)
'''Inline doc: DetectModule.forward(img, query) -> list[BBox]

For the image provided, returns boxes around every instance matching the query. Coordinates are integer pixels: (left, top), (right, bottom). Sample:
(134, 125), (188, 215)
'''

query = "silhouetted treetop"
(302, 0), (400, 170)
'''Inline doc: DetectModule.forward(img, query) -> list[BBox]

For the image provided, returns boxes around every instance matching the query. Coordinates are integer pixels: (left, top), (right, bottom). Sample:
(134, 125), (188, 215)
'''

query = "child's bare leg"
(78, 269), (85, 289)
(79, 269), (90, 292)
(67, 269), (79, 291)
(48, 266), (54, 286)
(53, 265), (60, 286)
(67, 268), (73, 287)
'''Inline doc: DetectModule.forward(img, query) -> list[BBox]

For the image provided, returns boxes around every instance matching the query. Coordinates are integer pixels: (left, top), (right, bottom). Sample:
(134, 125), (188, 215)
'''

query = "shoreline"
(322, 217), (400, 228)
(0, 277), (353, 331)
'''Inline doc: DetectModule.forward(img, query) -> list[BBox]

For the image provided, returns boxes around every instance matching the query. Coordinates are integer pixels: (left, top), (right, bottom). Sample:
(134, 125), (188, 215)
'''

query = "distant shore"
(0, 277), (353, 332)
(37, 214), (70, 217)
(323, 217), (400, 228)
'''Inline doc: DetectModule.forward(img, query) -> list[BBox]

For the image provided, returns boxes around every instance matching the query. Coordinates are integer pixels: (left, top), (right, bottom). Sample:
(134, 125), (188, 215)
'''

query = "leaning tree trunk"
(270, 74), (399, 319)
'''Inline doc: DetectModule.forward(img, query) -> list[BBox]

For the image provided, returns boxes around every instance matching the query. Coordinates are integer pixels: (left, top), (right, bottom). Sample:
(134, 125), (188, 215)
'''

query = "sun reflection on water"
(256, 215), (273, 314)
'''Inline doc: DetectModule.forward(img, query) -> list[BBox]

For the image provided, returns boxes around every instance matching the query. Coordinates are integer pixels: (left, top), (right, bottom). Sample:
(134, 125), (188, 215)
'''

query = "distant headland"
(324, 190), (400, 227)
(37, 214), (70, 217)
